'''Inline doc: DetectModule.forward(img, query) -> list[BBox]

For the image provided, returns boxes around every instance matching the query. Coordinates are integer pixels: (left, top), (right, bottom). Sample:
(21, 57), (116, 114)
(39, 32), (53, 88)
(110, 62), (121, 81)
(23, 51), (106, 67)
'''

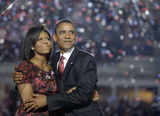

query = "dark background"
(0, 0), (160, 115)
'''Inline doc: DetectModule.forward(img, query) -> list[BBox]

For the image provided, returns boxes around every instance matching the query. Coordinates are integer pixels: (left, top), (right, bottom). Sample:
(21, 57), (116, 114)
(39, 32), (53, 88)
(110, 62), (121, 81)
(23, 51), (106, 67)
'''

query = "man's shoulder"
(76, 48), (97, 67)
(76, 48), (95, 62)
(78, 48), (95, 58)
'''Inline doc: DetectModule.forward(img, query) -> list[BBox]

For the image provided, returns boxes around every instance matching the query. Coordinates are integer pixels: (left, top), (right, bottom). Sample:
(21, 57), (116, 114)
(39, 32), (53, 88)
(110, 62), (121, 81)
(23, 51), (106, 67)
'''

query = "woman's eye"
(38, 38), (43, 40)
(38, 38), (50, 41)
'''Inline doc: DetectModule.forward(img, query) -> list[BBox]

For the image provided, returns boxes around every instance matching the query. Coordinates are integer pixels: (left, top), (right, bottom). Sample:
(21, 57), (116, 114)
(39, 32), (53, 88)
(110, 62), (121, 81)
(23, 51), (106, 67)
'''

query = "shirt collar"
(60, 47), (75, 60)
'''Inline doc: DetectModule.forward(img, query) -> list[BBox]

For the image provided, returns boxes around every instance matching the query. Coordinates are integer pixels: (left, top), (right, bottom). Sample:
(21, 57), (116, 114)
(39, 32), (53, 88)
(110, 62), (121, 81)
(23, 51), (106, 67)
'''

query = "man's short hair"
(54, 18), (75, 34)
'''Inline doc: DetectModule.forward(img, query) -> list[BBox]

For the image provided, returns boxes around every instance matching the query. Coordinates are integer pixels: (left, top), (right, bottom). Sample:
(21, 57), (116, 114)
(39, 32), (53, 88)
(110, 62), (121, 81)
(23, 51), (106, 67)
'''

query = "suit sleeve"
(47, 56), (98, 111)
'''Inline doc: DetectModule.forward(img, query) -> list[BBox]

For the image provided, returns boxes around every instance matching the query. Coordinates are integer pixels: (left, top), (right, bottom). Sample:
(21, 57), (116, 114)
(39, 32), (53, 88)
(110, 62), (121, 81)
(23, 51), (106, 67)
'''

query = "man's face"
(54, 22), (76, 52)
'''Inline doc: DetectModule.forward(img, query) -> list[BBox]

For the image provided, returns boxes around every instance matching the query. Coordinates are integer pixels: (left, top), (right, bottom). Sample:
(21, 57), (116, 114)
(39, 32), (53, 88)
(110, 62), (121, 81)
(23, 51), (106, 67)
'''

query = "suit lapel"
(53, 52), (60, 72)
(51, 52), (64, 92)
(50, 52), (60, 82)
(62, 47), (79, 80)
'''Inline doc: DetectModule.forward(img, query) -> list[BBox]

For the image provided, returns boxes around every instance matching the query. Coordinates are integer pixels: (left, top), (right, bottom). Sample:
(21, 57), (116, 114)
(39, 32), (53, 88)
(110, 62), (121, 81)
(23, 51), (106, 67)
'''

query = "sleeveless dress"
(15, 61), (57, 116)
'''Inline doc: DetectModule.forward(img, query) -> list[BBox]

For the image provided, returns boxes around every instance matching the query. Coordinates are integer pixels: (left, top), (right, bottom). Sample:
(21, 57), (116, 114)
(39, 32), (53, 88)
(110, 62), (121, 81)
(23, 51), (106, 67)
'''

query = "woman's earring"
(31, 47), (34, 50)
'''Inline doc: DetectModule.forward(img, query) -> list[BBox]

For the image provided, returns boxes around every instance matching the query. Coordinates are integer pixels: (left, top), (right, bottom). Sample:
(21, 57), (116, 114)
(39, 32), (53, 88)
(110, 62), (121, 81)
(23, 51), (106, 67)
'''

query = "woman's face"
(33, 31), (52, 55)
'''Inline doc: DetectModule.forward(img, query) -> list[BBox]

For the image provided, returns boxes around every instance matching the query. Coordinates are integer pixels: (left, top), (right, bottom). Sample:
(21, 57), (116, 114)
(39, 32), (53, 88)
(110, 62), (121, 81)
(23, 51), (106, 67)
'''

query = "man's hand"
(92, 90), (100, 101)
(23, 94), (47, 112)
(67, 87), (100, 101)
(13, 71), (23, 84)
(67, 87), (77, 94)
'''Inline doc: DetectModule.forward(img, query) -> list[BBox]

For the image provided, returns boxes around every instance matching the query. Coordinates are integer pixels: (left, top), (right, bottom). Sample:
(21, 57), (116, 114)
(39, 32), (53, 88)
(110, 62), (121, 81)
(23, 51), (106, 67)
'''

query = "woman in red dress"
(14, 25), (57, 116)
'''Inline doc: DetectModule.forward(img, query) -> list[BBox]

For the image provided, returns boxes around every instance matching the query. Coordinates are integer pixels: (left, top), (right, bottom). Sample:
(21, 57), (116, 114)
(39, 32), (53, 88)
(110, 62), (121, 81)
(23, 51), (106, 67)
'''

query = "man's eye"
(70, 31), (75, 34)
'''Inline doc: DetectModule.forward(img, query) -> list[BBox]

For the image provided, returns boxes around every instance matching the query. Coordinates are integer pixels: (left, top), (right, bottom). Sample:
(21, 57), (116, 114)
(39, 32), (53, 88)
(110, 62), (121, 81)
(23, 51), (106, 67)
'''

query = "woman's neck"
(30, 55), (48, 68)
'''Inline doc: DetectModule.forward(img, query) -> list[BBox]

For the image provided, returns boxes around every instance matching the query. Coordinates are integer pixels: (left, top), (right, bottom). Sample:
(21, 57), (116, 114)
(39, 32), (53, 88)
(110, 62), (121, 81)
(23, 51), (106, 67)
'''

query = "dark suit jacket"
(48, 47), (103, 116)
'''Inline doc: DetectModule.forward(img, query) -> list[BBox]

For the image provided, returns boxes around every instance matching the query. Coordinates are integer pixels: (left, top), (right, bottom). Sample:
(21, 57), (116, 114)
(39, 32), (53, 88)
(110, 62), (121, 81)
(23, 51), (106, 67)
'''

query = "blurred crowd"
(0, 83), (17, 116)
(100, 98), (155, 116)
(0, 0), (159, 63)
(1, 84), (160, 116)
(0, 0), (160, 115)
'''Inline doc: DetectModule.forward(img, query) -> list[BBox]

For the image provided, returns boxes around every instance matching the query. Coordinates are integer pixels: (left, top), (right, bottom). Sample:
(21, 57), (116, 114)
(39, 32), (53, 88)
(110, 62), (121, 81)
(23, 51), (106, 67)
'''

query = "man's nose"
(65, 32), (70, 39)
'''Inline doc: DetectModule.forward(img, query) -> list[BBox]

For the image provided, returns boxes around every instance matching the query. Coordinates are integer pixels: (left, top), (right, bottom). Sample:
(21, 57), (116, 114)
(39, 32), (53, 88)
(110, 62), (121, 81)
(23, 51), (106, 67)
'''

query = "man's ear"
(53, 34), (57, 42)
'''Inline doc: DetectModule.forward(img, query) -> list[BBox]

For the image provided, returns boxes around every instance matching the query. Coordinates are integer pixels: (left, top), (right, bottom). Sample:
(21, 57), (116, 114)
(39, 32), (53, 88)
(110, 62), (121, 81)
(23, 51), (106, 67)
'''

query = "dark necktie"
(58, 55), (65, 76)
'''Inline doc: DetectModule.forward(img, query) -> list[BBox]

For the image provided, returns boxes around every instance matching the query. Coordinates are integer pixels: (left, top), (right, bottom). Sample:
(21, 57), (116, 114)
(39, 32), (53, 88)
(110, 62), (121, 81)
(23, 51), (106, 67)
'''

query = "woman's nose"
(43, 40), (50, 44)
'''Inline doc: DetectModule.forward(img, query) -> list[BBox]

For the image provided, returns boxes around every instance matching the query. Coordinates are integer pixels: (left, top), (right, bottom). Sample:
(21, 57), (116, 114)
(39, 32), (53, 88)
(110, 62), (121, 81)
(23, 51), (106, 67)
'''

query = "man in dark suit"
(14, 19), (103, 116)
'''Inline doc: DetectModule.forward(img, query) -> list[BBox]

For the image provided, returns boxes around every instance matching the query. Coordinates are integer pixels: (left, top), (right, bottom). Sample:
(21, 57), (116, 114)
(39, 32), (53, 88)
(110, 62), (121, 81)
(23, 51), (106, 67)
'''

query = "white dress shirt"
(57, 47), (75, 70)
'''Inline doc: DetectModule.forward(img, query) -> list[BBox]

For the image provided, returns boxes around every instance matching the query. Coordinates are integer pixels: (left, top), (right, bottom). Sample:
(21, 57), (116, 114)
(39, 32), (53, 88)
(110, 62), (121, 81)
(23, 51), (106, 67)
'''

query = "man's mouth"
(64, 40), (72, 42)
(64, 41), (72, 43)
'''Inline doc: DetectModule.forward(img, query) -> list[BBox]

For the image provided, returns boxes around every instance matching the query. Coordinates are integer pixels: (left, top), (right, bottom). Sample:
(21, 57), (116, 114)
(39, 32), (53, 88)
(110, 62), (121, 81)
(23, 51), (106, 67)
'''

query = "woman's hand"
(23, 94), (47, 112)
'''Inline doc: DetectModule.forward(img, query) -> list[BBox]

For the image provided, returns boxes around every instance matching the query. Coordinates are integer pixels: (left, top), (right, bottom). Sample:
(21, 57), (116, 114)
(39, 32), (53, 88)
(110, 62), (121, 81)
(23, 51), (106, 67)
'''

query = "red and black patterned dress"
(15, 60), (57, 116)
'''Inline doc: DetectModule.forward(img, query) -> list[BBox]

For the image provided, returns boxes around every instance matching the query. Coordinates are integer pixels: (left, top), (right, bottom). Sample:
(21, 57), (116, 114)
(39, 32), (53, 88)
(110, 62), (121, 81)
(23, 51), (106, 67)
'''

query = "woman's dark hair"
(21, 25), (51, 61)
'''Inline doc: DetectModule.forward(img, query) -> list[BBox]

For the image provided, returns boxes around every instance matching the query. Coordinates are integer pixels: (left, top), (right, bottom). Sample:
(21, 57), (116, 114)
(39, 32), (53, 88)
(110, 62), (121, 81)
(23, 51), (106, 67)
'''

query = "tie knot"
(58, 55), (65, 76)
(60, 55), (65, 61)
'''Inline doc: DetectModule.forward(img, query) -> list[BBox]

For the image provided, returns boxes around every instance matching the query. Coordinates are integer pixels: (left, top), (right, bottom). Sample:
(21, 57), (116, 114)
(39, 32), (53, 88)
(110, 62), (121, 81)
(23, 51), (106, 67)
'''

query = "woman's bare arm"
(17, 83), (33, 103)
